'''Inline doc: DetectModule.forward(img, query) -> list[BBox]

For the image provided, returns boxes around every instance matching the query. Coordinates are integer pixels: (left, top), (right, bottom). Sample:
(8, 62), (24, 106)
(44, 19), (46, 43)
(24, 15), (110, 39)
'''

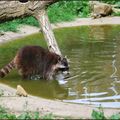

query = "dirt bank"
(0, 17), (120, 118)
(0, 17), (120, 44)
(0, 83), (120, 119)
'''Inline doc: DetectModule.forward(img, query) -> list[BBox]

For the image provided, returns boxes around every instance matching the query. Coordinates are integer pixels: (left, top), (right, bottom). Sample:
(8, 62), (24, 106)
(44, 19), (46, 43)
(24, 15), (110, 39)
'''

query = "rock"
(89, 1), (113, 19)
(0, 31), (4, 36)
(16, 85), (28, 97)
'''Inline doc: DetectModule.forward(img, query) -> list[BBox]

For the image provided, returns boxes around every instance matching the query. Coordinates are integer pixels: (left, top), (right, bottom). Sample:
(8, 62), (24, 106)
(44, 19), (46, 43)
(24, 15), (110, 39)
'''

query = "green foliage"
(91, 107), (120, 120)
(0, 105), (120, 119)
(110, 113), (120, 119)
(0, 16), (39, 32)
(101, 0), (120, 5)
(0, 1), (120, 32)
(91, 109), (106, 119)
(47, 1), (90, 23)
(0, 105), (54, 119)
(112, 12), (120, 16)
(91, 106), (105, 119)
(0, 1), (90, 32)
(47, 1), (76, 23)
(33, 111), (39, 119)
(115, 2), (120, 8)
(19, 16), (39, 27)
(0, 19), (20, 32)
(41, 113), (54, 119)
(103, 0), (116, 4)
(0, 106), (17, 119)
(17, 112), (33, 119)
(0, 106), (7, 113)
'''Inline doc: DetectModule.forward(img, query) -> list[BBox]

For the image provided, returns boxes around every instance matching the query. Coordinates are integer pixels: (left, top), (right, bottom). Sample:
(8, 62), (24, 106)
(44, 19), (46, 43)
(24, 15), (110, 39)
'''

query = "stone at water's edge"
(16, 85), (28, 97)
(89, 1), (112, 19)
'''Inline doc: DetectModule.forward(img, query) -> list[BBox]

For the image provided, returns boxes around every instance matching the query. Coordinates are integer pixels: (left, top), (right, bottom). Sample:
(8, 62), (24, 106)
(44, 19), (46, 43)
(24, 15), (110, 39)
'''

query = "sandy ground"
(0, 83), (120, 119)
(0, 17), (120, 118)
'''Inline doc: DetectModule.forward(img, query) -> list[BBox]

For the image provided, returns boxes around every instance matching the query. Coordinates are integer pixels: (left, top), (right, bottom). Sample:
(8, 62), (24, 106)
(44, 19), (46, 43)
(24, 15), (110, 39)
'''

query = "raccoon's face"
(59, 57), (69, 71)
(55, 57), (70, 77)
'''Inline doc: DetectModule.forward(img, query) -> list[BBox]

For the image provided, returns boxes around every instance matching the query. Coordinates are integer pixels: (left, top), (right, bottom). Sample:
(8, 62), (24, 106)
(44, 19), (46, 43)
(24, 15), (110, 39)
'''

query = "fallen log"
(0, 0), (62, 56)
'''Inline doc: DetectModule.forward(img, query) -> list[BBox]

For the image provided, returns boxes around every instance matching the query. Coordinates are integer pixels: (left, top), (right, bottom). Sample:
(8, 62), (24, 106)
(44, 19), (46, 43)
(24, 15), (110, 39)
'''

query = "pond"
(0, 25), (120, 108)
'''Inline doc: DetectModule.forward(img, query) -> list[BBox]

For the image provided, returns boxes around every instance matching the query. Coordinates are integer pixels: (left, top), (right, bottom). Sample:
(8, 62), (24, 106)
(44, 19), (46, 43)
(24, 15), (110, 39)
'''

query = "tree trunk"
(34, 9), (62, 56)
(0, 0), (62, 56)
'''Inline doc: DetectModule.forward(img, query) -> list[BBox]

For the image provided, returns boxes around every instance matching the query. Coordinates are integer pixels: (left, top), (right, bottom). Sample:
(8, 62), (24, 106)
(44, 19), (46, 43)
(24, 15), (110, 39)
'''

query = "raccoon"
(0, 46), (69, 80)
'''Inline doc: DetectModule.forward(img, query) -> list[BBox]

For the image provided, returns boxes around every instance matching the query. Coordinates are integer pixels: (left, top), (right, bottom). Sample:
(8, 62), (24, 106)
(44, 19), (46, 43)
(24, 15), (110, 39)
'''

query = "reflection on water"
(59, 25), (120, 108)
(1, 25), (120, 108)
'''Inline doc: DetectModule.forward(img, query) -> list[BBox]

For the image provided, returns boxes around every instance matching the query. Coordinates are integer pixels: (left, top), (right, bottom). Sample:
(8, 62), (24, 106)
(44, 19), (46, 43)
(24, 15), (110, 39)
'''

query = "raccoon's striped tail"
(0, 60), (15, 78)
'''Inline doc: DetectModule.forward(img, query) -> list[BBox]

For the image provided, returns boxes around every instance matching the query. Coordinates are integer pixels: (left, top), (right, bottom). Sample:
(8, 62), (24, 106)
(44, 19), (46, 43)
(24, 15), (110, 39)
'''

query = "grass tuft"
(0, 1), (90, 32)
(0, 105), (54, 119)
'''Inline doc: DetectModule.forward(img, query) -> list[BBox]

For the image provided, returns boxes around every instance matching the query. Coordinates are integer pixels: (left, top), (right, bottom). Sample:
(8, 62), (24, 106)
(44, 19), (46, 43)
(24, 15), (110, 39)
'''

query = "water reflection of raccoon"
(0, 46), (69, 80)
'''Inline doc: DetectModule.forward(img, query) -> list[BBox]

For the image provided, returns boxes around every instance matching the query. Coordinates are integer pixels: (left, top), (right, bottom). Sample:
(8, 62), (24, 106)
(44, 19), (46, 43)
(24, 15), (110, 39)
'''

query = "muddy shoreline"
(0, 83), (120, 119)
(0, 17), (120, 118)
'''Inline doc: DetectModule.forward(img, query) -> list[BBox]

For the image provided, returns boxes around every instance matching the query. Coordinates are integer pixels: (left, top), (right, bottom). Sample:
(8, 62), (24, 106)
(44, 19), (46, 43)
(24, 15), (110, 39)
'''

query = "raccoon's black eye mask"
(58, 66), (69, 71)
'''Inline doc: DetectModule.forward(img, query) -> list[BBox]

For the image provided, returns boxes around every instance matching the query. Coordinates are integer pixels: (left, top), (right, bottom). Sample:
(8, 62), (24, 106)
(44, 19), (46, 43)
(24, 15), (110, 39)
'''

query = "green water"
(0, 25), (120, 108)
